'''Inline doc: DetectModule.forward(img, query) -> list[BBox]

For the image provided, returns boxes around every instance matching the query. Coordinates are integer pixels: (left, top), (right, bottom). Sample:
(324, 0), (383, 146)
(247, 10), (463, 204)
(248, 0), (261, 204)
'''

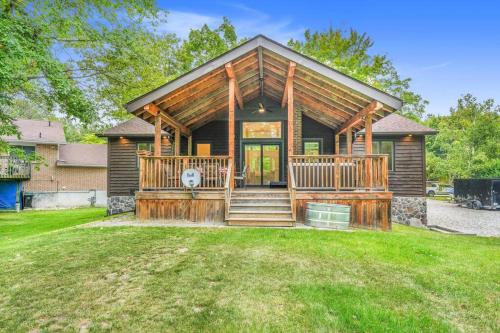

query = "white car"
(426, 182), (439, 197)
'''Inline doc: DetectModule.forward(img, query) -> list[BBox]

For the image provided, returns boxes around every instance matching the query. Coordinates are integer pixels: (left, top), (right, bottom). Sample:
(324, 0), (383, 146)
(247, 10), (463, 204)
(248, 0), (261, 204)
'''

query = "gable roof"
(3, 119), (66, 145)
(360, 113), (437, 135)
(57, 144), (107, 167)
(125, 34), (403, 133)
(101, 117), (169, 137)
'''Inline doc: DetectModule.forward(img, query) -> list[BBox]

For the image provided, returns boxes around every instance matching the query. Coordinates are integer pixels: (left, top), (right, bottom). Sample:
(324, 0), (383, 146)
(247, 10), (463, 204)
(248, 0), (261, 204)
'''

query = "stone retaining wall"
(107, 196), (135, 215)
(391, 196), (427, 227)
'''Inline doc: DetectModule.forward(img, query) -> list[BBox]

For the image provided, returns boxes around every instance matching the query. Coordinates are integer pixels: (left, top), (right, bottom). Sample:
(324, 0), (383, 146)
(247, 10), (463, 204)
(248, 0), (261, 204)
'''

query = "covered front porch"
(127, 35), (402, 230)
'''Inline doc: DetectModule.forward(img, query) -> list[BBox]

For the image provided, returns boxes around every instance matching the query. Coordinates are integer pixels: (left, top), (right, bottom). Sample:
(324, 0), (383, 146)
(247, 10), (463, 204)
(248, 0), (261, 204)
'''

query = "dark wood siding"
(302, 115), (334, 154)
(192, 120), (228, 156)
(107, 137), (172, 196)
(353, 134), (426, 196)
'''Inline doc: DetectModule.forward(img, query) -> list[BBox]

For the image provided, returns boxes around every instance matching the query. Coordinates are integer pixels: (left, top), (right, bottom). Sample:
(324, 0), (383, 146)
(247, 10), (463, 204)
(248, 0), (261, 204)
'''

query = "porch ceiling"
(127, 35), (401, 134)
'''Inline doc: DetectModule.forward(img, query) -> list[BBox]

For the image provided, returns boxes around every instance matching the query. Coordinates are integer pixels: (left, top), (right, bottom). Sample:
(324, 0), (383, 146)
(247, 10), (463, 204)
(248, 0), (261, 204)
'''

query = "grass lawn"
(0, 208), (106, 245)
(0, 210), (498, 332)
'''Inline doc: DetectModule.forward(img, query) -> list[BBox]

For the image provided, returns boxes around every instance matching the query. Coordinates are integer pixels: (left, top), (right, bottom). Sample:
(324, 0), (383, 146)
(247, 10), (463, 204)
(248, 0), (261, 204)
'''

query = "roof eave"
(125, 35), (403, 113)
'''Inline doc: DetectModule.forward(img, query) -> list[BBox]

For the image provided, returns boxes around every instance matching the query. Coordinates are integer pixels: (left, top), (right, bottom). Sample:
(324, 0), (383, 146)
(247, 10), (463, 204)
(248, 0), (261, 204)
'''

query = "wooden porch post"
(335, 134), (340, 154)
(175, 128), (181, 156)
(187, 135), (192, 156)
(287, 72), (294, 159)
(154, 113), (162, 157)
(228, 76), (235, 190)
(365, 113), (373, 188)
(346, 127), (352, 155)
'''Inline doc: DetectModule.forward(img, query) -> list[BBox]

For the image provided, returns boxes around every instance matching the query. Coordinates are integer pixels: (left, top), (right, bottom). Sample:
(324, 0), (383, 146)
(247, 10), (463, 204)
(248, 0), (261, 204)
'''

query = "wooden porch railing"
(288, 160), (297, 220)
(289, 155), (389, 191)
(0, 156), (31, 179)
(139, 156), (230, 191)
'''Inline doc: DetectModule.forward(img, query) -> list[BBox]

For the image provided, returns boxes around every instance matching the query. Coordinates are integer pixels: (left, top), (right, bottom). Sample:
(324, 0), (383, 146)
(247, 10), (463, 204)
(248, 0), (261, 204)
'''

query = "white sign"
(181, 169), (201, 188)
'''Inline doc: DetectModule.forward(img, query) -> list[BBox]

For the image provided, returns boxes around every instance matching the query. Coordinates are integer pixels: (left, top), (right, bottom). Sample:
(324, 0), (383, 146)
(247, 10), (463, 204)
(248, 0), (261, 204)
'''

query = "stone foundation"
(391, 196), (427, 227)
(107, 196), (135, 215)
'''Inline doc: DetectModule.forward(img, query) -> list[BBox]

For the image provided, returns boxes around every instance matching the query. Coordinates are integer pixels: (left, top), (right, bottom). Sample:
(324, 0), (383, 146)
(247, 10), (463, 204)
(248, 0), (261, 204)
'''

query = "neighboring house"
(0, 119), (107, 209)
(103, 35), (436, 229)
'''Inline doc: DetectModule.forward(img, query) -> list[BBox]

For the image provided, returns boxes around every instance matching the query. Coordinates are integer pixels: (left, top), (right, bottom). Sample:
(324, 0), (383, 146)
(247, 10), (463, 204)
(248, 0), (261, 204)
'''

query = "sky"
(155, 0), (500, 116)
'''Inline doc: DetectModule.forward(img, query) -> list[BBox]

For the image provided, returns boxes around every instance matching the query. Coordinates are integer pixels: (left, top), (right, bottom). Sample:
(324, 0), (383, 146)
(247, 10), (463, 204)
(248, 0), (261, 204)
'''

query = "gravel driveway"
(427, 199), (500, 237)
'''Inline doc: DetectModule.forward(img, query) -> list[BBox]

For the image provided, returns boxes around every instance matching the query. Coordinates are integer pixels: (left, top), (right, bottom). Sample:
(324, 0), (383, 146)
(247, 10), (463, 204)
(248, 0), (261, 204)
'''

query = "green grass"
(0, 210), (498, 332)
(0, 208), (106, 245)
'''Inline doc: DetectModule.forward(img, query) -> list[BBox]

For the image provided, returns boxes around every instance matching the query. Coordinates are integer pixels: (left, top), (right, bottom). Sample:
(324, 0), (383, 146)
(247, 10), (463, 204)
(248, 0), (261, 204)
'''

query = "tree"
(175, 17), (240, 73)
(288, 29), (428, 120)
(0, 0), (160, 149)
(425, 94), (500, 182)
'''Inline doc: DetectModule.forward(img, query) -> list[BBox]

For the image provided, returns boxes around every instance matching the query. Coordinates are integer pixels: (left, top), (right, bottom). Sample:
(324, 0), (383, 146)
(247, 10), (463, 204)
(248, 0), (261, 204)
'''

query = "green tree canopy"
(0, 0), (160, 149)
(425, 94), (500, 182)
(288, 29), (428, 120)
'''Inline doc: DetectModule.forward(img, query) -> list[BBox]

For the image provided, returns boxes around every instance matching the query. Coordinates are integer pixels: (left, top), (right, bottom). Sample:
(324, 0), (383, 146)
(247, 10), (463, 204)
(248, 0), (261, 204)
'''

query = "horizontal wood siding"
(302, 115), (334, 154)
(192, 120), (229, 156)
(353, 135), (425, 196)
(107, 137), (172, 196)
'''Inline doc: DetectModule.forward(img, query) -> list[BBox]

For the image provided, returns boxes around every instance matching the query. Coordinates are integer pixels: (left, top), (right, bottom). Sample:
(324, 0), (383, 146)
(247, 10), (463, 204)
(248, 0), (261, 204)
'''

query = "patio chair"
(234, 165), (247, 188)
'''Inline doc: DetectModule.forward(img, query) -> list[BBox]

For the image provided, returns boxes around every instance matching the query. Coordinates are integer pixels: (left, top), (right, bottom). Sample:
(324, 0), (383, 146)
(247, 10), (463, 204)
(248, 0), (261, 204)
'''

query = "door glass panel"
(244, 144), (261, 185)
(262, 145), (280, 186)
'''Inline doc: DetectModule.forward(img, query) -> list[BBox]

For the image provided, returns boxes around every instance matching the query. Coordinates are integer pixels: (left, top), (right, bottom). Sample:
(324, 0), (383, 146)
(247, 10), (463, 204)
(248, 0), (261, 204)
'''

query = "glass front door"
(243, 143), (280, 186)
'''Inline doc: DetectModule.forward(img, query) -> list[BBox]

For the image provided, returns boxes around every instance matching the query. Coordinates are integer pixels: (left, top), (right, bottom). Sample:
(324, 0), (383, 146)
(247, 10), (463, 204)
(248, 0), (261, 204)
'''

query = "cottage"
(104, 35), (436, 229)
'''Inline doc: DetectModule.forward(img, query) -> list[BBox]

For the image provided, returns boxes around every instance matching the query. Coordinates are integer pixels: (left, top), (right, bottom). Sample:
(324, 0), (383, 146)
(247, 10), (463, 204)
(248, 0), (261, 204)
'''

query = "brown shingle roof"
(101, 117), (169, 137)
(3, 119), (66, 144)
(361, 113), (437, 135)
(57, 144), (107, 167)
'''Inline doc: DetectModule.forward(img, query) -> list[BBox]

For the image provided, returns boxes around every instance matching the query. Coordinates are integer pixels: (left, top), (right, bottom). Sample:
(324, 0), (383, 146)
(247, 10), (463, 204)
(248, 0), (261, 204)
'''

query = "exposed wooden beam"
(225, 63), (244, 110)
(258, 46), (264, 96)
(187, 135), (192, 156)
(144, 103), (191, 137)
(281, 61), (296, 108)
(336, 100), (383, 135)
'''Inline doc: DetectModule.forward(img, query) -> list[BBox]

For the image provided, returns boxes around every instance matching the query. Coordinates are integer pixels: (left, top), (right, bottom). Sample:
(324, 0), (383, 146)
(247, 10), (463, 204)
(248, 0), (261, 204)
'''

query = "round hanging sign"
(181, 169), (201, 188)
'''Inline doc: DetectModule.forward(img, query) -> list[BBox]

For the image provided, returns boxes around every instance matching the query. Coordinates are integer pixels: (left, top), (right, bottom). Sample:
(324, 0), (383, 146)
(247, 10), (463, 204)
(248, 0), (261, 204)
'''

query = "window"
(196, 143), (211, 156)
(372, 140), (394, 171)
(136, 142), (153, 168)
(303, 139), (322, 155)
(242, 122), (281, 139)
(137, 142), (153, 152)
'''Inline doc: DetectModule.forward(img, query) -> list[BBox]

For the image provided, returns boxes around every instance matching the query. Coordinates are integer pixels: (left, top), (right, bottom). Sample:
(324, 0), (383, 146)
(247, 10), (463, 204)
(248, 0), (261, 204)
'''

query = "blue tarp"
(0, 181), (20, 210)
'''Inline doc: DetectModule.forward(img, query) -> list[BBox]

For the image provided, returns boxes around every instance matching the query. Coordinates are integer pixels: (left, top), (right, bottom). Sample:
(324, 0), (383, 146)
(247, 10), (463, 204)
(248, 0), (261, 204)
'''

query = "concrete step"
(229, 210), (292, 219)
(231, 191), (289, 199)
(226, 217), (295, 227)
(230, 198), (291, 205)
(229, 204), (291, 212)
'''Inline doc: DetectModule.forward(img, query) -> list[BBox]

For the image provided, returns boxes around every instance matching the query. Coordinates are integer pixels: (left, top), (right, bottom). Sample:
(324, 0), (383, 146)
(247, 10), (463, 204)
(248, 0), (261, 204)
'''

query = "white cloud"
(154, 10), (220, 39)
(156, 5), (304, 43)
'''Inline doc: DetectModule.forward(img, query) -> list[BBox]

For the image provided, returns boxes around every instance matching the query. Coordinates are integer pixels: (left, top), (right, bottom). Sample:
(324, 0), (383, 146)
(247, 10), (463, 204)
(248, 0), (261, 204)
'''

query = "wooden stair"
(226, 189), (295, 227)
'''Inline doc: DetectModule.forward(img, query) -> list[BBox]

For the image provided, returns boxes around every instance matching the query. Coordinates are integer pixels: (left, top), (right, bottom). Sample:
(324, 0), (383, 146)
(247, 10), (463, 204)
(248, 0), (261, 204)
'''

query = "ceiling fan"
(251, 102), (272, 114)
